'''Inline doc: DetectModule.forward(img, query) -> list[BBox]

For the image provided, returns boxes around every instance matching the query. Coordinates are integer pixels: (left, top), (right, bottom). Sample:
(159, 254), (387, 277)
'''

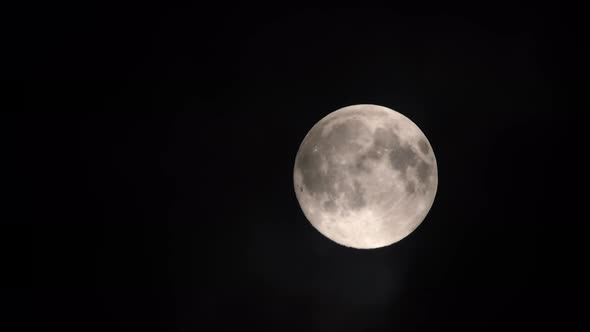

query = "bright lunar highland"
(293, 104), (438, 249)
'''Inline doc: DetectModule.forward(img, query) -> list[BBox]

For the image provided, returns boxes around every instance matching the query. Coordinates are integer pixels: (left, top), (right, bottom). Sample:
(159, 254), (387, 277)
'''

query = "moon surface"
(293, 104), (438, 249)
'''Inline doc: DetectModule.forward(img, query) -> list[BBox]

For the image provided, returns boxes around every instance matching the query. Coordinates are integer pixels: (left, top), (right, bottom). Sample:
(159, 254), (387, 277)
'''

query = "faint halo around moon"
(293, 104), (438, 249)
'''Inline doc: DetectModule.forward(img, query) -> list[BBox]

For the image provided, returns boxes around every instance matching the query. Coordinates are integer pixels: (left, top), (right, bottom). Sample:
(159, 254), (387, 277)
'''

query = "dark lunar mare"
(405, 180), (416, 194)
(387, 130), (419, 177)
(354, 125), (433, 195)
(416, 160), (432, 184)
(418, 139), (430, 154)
(353, 126), (421, 178)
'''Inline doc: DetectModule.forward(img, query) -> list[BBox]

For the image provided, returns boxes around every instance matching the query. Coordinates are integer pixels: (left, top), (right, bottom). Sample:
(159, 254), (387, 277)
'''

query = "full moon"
(293, 104), (438, 249)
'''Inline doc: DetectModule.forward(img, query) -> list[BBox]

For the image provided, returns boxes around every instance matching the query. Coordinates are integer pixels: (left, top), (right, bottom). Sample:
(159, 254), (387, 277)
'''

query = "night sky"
(11, 3), (586, 332)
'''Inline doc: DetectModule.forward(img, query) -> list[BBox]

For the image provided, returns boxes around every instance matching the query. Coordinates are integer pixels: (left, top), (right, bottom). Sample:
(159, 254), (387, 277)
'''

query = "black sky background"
(9, 2), (587, 331)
